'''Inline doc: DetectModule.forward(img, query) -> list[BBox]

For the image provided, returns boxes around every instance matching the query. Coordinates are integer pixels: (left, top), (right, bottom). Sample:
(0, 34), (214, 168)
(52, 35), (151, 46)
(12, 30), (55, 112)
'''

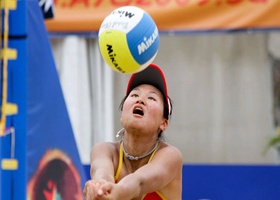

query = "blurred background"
(51, 33), (280, 165)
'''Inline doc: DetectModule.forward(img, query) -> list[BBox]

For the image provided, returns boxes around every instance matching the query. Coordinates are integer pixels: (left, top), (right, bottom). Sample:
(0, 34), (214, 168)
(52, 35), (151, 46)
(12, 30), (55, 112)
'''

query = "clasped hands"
(83, 179), (117, 200)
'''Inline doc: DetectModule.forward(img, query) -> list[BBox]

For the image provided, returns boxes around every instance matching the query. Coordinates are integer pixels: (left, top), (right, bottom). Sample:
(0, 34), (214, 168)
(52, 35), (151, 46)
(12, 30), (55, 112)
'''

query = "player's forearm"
(91, 167), (114, 183)
(115, 174), (143, 199)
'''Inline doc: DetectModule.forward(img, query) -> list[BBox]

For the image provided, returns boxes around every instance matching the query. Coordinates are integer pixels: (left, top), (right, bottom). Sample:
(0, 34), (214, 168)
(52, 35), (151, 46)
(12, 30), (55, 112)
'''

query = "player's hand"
(84, 179), (109, 200)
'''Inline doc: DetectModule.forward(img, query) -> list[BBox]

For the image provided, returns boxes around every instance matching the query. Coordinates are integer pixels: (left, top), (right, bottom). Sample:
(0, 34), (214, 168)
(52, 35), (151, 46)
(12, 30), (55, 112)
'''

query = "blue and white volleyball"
(98, 6), (160, 74)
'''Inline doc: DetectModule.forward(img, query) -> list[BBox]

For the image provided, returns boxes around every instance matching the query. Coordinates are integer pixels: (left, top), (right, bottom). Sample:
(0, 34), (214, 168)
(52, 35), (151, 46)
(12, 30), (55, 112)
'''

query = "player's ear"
(159, 119), (168, 132)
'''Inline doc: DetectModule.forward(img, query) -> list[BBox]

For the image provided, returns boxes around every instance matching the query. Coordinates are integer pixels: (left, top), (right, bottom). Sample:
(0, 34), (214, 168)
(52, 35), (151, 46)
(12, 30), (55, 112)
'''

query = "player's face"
(121, 84), (167, 134)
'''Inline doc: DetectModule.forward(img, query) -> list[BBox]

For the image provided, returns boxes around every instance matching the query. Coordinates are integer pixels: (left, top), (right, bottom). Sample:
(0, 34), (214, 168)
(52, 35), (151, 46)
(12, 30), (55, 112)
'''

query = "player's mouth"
(133, 106), (144, 116)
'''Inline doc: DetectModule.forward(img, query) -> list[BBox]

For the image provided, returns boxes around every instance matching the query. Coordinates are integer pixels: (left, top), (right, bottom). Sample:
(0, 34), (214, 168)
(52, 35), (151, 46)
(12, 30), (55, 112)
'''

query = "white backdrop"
(50, 32), (280, 164)
(50, 37), (114, 163)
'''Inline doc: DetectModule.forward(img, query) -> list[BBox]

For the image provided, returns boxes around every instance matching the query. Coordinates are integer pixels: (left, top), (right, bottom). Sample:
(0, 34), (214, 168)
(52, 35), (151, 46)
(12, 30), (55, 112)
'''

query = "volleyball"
(98, 6), (160, 74)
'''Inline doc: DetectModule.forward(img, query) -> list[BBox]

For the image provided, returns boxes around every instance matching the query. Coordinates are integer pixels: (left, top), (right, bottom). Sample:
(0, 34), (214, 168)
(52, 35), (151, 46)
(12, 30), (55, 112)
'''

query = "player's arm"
(89, 142), (117, 183)
(126, 145), (182, 195)
(102, 145), (182, 199)
(84, 142), (117, 199)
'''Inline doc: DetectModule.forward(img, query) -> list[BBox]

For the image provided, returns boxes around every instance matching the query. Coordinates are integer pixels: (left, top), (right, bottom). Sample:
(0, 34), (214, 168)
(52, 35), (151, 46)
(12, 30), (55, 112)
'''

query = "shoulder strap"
(114, 142), (123, 181)
(147, 144), (159, 163)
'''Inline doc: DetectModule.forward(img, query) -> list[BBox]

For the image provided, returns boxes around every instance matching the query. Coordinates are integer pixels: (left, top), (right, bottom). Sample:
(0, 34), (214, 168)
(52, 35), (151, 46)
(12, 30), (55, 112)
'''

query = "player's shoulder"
(158, 142), (183, 162)
(91, 141), (121, 154)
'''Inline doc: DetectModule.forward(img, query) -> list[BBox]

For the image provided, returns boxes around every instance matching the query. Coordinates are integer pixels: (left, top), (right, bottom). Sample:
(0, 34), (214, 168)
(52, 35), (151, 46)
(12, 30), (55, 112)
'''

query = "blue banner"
(26, 1), (86, 199)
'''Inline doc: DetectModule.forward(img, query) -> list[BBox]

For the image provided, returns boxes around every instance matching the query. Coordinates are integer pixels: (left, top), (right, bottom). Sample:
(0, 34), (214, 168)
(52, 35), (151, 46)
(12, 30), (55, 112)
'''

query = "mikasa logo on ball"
(138, 27), (158, 55)
(106, 44), (125, 73)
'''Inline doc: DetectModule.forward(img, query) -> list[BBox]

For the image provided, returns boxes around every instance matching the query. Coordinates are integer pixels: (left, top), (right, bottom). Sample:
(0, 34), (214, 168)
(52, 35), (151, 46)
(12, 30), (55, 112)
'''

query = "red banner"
(45, 0), (280, 33)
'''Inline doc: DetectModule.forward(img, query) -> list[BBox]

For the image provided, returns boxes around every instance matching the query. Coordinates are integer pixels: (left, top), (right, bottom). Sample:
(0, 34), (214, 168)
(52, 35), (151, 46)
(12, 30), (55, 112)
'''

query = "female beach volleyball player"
(83, 64), (183, 200)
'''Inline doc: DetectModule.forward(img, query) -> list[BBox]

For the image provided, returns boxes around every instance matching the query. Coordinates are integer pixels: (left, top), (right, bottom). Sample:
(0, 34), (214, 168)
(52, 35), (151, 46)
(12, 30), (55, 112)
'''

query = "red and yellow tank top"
(114, 142), (168, 200)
